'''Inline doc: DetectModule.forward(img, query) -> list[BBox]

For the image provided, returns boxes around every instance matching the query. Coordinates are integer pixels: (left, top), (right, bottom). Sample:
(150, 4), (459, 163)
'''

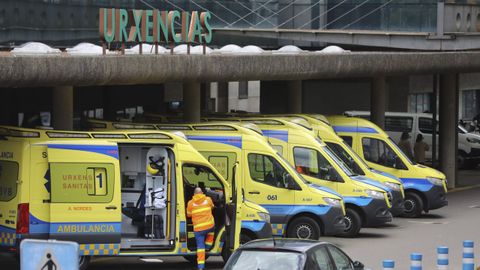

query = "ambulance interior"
(182, 163), (226, 251)
(119, 145), (174, 249)
(118, 144), (226, 251)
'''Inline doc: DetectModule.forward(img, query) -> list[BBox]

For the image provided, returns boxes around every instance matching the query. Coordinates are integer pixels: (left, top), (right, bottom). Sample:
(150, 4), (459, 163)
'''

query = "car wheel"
(339, 208), (362, 238)
(286, 216), (321, 240)
(402, 192), (423, 218)
(79, 256), (91, 270)
(240, 233), (253, 245)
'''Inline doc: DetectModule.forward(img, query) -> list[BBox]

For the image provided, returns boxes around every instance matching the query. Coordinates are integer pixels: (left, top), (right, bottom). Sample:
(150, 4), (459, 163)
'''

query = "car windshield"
(325, 141), (366, 176)
(225, 250), (304, 270)
(387, 137), (416, 165)
(322, 146), (356, 177)
(458, 125), (468, 134)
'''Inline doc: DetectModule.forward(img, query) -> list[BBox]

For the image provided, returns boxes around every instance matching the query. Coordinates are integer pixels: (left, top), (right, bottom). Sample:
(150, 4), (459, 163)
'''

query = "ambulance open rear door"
(46, 142), (122, 255)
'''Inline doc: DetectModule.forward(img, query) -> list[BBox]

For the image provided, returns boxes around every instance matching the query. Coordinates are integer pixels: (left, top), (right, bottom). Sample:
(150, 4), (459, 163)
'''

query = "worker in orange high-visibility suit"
(187, 187), (215, 270)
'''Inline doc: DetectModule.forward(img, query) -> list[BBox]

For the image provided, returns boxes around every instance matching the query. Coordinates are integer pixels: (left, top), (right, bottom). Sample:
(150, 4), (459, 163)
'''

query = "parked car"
(344, 111), (480, 169)
(224, 239), (365, 270)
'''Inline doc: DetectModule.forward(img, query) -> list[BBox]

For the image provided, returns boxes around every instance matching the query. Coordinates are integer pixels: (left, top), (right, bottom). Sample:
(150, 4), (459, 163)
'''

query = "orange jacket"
(186, 194), (215, 232)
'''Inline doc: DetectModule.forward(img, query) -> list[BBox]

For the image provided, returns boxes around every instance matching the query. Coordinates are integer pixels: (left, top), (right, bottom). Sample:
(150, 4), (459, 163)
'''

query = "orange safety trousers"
(195, 227), (215, 269)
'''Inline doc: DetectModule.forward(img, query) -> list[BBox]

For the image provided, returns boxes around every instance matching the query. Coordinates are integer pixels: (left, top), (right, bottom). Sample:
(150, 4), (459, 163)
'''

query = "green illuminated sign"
(99, 8), (213, 44)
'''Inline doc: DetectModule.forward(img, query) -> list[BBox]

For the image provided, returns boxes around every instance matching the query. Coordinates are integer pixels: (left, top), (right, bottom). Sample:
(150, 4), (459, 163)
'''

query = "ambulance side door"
(243, 151), (295, 227)
(46, 142), (121, 254)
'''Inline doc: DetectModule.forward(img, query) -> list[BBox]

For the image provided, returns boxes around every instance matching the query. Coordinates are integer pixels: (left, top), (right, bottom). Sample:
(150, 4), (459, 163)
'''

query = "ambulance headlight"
(257, 212), (270, 223)
(366, 189), (385, 200)
(324, 197), (342, 207)
(383, 182), (401, 191)
(427, 177), (444, 186)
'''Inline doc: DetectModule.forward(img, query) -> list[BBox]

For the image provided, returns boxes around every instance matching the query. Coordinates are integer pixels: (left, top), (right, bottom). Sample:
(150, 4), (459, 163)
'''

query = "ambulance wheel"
(79, 256), (91, 270)
(340, 208), (362, 238)
(287, 216), (321, 240)
(403, 193), (423, 218)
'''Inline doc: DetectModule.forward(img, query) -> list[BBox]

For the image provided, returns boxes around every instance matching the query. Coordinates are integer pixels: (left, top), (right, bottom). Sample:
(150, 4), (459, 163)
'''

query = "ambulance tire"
(286, 216), (321, 240)
(79, 256), (91, 270)
(402, 192), (423, 218)
(340, 208), (362, 238)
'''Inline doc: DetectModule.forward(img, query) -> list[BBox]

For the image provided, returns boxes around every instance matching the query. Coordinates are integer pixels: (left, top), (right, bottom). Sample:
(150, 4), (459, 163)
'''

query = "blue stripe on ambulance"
(261, 130), (289, 142)
(241, 221), (268, 233)
(343, 196), (373, 207)
(332, 126), (378, 134)
(186, 135), (242, 148)
(47, 144), (119, 159)
(400, 178), (434, 192)
(260, 204), (331, 225)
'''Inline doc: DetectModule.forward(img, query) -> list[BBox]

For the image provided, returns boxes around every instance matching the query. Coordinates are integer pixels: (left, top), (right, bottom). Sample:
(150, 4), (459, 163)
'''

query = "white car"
(344, 111), (480, 169)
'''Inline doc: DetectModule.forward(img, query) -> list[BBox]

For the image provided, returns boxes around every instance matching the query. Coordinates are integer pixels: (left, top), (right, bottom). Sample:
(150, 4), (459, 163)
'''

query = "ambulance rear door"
(46, 142), (121, 255)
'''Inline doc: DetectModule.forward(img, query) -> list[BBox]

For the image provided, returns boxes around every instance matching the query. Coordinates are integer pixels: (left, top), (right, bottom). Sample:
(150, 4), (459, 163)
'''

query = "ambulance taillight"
(16, 203), (29, 234)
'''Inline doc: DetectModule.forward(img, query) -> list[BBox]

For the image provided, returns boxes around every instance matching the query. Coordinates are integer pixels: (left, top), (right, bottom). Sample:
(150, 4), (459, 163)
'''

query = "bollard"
(383, 260), (395, 270)
(411, 253), (422, 270)
(463, 240), (475, 270)
(437, 246), (449, 270)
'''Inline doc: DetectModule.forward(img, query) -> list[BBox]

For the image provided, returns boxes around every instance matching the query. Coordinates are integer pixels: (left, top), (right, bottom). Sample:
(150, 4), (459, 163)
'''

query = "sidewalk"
(455, 169), (480, 188)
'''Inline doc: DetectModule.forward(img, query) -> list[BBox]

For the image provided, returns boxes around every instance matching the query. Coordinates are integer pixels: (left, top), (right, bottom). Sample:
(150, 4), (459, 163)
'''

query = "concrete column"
(371, 76), (386, 129)
(183, 82), (201, 122)
(53, 86), (74, 130)
(287, 80), (302, 113)
(217, 82), (229, 113)
(439, 73), (458, 189)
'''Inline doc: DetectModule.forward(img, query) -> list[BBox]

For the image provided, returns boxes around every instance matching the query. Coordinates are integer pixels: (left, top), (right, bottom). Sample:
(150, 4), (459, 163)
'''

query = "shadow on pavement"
(354, 232), (389, 239)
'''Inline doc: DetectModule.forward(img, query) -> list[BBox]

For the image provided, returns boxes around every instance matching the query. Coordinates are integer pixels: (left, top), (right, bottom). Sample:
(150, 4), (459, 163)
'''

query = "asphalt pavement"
(2, 185), (480, 270)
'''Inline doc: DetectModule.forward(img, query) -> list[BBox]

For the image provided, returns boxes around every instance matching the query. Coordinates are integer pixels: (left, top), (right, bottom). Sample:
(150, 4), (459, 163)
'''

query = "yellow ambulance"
(0, 126), (250, 269)
(232, 118), (393, 237)
(86, 120), (274, 245)
(278, 114), (406, 217)
(327, 116), (448, 218)
(154, 123), (347, 240)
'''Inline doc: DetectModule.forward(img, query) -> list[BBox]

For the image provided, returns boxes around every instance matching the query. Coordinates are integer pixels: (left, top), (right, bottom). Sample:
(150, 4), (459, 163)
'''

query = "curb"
(448, 184), (480, 193)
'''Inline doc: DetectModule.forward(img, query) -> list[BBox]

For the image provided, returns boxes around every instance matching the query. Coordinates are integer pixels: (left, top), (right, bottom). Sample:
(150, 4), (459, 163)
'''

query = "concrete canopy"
(1, 52), (480, 87)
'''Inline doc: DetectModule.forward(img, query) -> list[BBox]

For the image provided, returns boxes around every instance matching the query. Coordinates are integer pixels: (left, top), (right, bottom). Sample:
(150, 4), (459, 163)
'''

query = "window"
(409, 93), (432, 113)
(293, 147), (342, 182)
(0, 161), (18, 201)
(325, 142), (364, 175)
(384, 117), (413, 132)
(50, 163), (115, 203)
(202, 151), (237, 183)
(462, 90), (479, 119)
(311, 246), (334, 270)
(247, 153), (292, 189)
(182, 164), (223, 189)
(328, 246), (354, 270)
(238, 81), (248, 99)
(271, 145), (284, 156)
(419, 117), (435, 134)
(362, 138), (403, 169)
(341, 136), (353, 147)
